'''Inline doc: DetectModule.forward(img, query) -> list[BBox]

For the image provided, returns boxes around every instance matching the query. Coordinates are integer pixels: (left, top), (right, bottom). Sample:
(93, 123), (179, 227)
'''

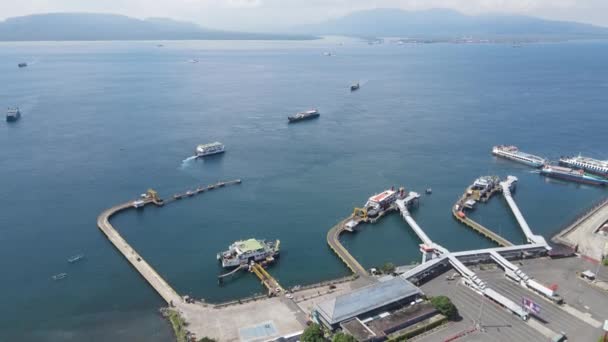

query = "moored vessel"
(559, 155), (608, 178)
(492, 145), (546, 168)
(67, 254), (85, 263)
(217, 238), (280, 268)
(195, 142), (225, 158)
(6, 107), (21, 122)
(288, 109), (319, 123)
(52, 273), (68, 280)
(350, 82), (360, 91)
(18, 62), (27, 68)
(540, 165), (608, 186)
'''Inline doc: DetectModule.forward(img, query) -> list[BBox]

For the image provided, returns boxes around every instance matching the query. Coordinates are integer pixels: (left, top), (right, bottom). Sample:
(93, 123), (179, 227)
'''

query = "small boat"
(207, 185), (216, 190)
(218, 182), (225, 187)
(18, 62), (27, 68)
(173, 194), (183, 200)
(426, 188), (432, 194)
(68, 254), (85, 263)
(52, 273), (68, 280)
(186, 190), (194, 197)
(196, 187), (205, 193)
(133, 200), (145, 208)
(6, 107), (21, 122)
(350, 82), (360, 91)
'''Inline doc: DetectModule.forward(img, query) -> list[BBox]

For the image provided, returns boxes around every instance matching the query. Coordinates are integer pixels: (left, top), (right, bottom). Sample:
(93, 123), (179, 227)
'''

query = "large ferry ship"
(6, 107), (21, 122)
(195, 142), (224, 157)
(288, 109), (319, 123)
(492, 145), (546, 168)
(540, 165), (608, 186)
(217, 238), (280, 268)
(559, 155), (608, 178)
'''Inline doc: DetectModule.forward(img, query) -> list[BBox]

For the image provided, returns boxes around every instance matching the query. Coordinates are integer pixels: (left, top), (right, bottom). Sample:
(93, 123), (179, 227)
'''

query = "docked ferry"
(6, 107), (21, 122)
(559, 155), (608, 178)
(492, 145), (546, 168)
(217, 238), (280, 268)
(288, 109), (320, 123)
(540, 165), (608, 186)
(195, 142), (225, 157)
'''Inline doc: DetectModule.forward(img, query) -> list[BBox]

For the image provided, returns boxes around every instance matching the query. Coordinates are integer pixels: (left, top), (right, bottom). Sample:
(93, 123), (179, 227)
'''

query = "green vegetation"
(380, 262), (396, 274)
(430, 296), (458, 320)
(602, 257), (608, 266)
(162, 308), (188, 342)
(332, 332), (357, 342)
(198, 338), (217, 342)
(302, 323), (326, 342)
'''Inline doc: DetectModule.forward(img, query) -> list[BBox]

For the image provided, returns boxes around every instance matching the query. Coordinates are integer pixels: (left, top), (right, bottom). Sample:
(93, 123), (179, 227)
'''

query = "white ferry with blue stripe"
(559, 155), (608, 178)
(492, 145), (546, 168)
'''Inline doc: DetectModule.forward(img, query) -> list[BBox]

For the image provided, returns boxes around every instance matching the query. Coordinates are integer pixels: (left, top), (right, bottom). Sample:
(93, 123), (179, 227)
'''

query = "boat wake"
(180, 155), (197, 168)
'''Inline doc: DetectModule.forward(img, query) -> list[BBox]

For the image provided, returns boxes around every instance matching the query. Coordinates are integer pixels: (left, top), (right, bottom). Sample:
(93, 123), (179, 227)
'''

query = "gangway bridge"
(396, 197), (449, 262)
(250, 262), (284, 296)
(500, 176), (549, 247)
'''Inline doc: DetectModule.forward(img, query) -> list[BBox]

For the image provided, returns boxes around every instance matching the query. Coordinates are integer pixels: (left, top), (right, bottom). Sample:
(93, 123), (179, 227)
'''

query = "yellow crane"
(352, 207), (368, 220)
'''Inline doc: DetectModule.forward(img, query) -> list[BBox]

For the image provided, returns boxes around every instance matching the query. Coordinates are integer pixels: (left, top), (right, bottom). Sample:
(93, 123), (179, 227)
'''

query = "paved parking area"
(419, 270), (546, 342)
(518, 257), (608, 321)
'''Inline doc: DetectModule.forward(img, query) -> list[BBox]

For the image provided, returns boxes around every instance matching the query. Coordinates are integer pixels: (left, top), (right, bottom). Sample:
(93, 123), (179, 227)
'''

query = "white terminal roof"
(315, 277), (421, 325)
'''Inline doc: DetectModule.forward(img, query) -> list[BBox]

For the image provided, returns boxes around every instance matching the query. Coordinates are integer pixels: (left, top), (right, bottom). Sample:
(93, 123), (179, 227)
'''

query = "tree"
(380, 262), (396, 274)
(302, 323), (326, 342)
(430, 296), (458, 320)
(332, 332), (356, 342)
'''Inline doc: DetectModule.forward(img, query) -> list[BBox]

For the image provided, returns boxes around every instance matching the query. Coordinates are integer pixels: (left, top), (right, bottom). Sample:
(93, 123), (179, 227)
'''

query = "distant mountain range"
(0, 13), (315, 41)
(297, 8), (608, 39)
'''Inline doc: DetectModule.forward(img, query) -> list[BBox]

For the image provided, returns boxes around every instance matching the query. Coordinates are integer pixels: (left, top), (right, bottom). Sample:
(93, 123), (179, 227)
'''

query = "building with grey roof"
(313, 277), (422, 329)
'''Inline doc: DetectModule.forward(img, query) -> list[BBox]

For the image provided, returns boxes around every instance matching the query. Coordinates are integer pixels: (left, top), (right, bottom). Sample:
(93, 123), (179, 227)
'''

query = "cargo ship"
(217, 238), (280, 268)
(195, 142), (225, 157)
(6, 107), (21, 122)
(559, 155), (608, 178)
(540, 165), (608, 186)
(288, 109), (319, 123)
(492, 145), (546, 168)
(350, 82), (360, 91)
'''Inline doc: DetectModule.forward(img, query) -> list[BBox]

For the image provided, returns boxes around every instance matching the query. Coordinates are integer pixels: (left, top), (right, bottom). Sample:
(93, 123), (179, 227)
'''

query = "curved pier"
(97, 200), (182, 305)
(327, 217), (369, 278)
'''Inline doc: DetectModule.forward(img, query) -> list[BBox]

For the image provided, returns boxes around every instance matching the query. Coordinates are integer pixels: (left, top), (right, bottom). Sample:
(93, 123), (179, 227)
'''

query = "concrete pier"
(327, 217), (370, 278)
(97, 200), (182, 305)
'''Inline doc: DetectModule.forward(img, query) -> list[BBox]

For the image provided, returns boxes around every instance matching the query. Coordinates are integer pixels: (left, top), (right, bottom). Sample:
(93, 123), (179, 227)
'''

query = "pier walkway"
(396, 197), (449, 256)
(327, 218), (370, 278)
(500, 176), (548, 247)
(452, 207), (513, 247)
(97, 200), (182, 305)
(250, 263), (284, 295)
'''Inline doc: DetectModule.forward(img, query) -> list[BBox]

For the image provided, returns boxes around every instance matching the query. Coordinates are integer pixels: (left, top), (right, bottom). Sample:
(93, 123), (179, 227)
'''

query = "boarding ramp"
(489, 250), (531, 282)
(447, 255), (486, 290)
(500, 176), (548, 247)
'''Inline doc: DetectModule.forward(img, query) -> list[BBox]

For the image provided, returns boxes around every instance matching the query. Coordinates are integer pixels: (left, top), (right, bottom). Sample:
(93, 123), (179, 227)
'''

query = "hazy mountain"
(0, 13), (315, 41)
(299, 8), (608, 38)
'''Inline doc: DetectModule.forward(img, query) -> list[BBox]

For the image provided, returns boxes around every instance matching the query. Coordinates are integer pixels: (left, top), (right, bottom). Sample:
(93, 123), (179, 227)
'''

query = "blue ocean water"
(1, 38), (607, 341)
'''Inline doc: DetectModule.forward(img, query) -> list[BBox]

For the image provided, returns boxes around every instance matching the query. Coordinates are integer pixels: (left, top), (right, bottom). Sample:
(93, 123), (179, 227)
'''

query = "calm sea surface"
(1, 38), (607, 341)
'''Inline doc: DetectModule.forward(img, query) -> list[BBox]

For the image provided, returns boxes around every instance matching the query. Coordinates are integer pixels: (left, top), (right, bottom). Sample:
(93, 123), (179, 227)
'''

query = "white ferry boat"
(217, 238), (280, 268)
(195, 142), (225, 157)
(559, 155), (608, 177)
(492, 145), (546, 168)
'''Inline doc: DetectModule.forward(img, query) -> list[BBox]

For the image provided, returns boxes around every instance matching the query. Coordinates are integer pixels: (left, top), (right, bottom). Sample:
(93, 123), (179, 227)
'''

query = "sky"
(0, 0), (606, 32)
